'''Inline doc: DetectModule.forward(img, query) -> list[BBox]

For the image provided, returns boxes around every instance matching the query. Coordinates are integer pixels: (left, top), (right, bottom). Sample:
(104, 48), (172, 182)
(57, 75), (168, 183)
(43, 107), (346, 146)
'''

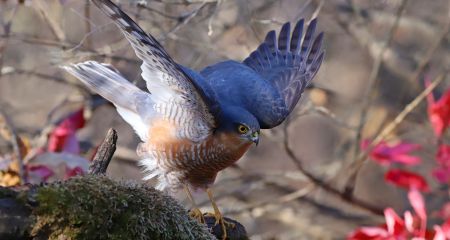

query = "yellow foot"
(189, 207), (205, 224)
(204, 212), (235, 240)
(206, 188), (235, 240)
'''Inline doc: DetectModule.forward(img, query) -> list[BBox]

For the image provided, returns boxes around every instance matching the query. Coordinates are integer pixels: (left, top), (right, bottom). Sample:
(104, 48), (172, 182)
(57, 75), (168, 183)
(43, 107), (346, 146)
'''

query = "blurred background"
(0, 0), (449, 239)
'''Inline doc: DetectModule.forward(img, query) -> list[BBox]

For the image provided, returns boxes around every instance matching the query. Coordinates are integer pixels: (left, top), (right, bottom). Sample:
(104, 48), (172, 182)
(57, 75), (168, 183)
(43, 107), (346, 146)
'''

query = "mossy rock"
(1, 175), (214, 240)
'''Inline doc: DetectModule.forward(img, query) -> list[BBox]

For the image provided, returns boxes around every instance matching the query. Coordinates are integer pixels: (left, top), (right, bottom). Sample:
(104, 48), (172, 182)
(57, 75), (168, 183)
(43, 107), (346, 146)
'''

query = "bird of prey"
(63, 0), (324, 238)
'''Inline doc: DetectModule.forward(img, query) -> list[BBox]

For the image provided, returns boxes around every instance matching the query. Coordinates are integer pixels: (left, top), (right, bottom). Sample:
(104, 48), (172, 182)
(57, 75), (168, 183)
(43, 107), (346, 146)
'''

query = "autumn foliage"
(348, 86), (450, 240)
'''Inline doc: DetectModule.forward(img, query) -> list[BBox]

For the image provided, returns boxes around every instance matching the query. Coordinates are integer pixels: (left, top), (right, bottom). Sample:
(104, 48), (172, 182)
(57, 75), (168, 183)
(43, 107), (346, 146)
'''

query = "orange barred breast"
(145, 119), (252, 189)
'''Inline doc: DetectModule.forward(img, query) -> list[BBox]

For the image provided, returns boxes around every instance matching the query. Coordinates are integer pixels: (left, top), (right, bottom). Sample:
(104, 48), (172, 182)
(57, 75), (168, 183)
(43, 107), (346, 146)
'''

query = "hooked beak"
(250, 131), (260, 146)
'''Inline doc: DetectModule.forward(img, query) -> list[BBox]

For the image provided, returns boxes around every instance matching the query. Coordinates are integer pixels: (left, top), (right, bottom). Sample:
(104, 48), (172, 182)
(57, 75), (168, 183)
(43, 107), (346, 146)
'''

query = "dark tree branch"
(89, 128), (118, 175)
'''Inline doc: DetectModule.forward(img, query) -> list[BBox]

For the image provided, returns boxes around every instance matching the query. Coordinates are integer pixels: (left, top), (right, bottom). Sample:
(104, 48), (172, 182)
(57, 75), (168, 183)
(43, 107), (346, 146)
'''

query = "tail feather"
(62, 61), (154, 141)
(62, 61), (141, 109)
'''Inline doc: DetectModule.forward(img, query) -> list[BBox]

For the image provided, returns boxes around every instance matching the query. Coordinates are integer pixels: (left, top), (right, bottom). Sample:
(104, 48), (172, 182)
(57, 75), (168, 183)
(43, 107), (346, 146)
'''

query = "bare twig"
(346, 0), (410, 194)
(410, 17), (450, 83)
(138, 3), (185, 20)
(0, 34), (140, 65)
(33, 0), (66, 42)
(345, 71), (448, 193)
(0, 2), (18, 77)
(225, 183), (316, 215)
(282, 118), (383, 215)
(313, 106), (357, 131)
(159, 2), (209, 40)
(89, 128), (118, 175)
(207, 0), (221, 36)
(152, 0), (217, 4)
(1, 67), (84, 89)
(84, 0), (93, 49)
(330, 1), (449, 85)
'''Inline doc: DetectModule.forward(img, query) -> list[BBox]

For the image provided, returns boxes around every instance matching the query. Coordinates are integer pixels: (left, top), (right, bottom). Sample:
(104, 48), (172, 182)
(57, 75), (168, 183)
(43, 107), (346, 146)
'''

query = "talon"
(184, 185), (206, 224)
(206, 188), (230, 240)
(189, 208), (205, 224)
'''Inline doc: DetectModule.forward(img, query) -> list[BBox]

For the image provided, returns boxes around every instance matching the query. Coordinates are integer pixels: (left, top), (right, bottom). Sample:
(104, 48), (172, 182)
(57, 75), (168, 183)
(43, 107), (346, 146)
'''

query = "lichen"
(31, 175), (214, 240)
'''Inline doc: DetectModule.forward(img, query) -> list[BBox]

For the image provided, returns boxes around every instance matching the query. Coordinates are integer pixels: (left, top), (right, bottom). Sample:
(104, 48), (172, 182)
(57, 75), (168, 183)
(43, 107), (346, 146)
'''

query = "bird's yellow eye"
(237, 125), (249, 134)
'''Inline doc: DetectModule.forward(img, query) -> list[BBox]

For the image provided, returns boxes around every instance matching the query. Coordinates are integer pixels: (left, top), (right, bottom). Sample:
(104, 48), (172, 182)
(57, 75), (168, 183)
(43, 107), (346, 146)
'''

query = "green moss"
(0, 186), (17, 198)
(31, 175), (214, 240)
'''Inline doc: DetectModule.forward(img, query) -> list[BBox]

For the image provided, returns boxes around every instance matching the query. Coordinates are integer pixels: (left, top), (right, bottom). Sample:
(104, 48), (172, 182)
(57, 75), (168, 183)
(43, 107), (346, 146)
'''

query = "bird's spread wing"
(243, 19), (324, 127)
(91, 0), (218, 142)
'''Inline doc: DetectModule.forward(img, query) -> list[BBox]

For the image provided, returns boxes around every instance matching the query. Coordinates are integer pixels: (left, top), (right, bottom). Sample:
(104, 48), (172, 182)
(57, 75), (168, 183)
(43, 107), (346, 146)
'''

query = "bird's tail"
(62, 61), (154, 141)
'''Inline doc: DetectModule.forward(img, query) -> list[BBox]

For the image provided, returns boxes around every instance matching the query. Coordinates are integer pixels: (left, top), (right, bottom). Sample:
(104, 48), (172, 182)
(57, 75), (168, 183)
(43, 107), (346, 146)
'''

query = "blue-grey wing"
(243, 19), (324, 127)
(200, 61), (289, 129)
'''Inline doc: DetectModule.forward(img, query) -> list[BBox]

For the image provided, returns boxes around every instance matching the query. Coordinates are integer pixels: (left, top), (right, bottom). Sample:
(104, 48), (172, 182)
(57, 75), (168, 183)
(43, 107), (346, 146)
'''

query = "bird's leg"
(206, 188), (235, 240)
(184, 185), (205, 224)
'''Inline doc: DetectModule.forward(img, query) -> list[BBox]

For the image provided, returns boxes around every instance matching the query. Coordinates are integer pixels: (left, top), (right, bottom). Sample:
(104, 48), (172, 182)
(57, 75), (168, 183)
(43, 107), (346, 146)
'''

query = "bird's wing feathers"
(62, 61), (154, 141)
(243, 19), (324, 120)
(90, 0), (217, 142)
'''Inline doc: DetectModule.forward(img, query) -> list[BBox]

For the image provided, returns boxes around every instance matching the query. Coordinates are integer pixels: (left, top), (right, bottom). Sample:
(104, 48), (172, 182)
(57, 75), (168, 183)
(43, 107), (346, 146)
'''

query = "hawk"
(63, 0), (324, 238)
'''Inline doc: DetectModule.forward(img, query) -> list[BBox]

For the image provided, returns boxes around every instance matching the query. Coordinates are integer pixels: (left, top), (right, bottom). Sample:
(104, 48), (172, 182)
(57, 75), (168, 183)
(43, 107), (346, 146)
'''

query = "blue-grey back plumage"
(200, 19), (325, 129)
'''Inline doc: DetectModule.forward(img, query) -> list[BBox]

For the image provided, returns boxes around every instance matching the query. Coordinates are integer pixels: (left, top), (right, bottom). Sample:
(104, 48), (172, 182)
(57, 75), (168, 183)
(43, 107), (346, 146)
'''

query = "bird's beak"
(250, 131), (259, 146)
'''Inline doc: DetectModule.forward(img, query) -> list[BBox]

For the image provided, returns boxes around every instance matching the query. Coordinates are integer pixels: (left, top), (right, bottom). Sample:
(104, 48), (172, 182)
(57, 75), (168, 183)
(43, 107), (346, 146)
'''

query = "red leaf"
(432, 145), (450, 183)
(426, 84), (450, 138)
(385, 169), (429, 192)
(347, 226), (389, 240)
(64, 166), (84, 180)
(47, 108), (85, 154)
(437, 202), (450, 220)
(433, 168), (450, 184)
(436, 145), (450, 166)
(347, 209), (406, 239)
(384, 208), (405, 236)
(433, 225), (446, 240)
(408, 189), (427, 237)
(404, 211), (414, 233)
(408, 189), (427, 221)
(26, 165), (54, 182)
(362, 140), (421, 166)
(440, 219), (450, 239)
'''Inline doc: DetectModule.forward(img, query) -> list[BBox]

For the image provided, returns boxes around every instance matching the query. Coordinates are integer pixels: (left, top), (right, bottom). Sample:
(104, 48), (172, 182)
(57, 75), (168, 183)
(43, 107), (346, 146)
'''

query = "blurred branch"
(345, 71), (448, 194)
(410, 17), (450, 83)
(160, 2), (210, 40)
(151, 0), (217, 4)
(0, 1), (18, 77)
(287, 99), (356, 131)
(138, 3), (187, 20)
(1, 67), (84, 89)
(329, 2), (449, 83)
(207, 0), (221, 36)
(225, 182), (316, 215)
(0, 34), (141, 64)
(345, 0), (410, 195)
(84, 0), (92, 49)
(0, 3), (23, 183)
(33, 0), (66, 42)
(282, 118), (383, 216)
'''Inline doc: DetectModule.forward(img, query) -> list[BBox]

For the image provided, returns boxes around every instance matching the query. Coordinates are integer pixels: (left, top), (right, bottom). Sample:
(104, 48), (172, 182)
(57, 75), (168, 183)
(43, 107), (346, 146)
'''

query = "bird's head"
(216, 106), (260, 145)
